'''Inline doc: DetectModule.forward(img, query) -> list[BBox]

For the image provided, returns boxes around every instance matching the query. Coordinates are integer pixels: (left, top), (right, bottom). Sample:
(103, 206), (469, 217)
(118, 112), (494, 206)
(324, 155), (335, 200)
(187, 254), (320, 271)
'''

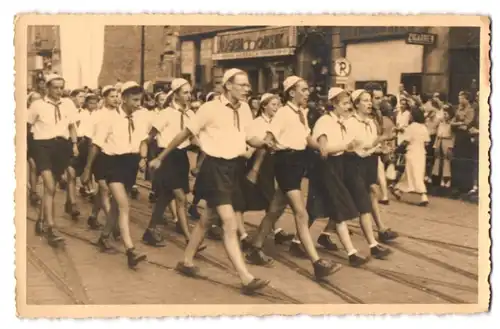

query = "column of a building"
(422, 27), (450, 98)
(330, 27), (346, 87)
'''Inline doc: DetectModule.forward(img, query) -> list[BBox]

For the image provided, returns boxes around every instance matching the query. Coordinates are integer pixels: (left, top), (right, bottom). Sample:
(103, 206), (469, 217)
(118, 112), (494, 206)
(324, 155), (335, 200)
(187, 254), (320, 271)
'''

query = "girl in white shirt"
(393, 108), (431, 205)
(343, 90), (393, 259)
(432, 105), (455, 187)
(243, 93), (295, 265)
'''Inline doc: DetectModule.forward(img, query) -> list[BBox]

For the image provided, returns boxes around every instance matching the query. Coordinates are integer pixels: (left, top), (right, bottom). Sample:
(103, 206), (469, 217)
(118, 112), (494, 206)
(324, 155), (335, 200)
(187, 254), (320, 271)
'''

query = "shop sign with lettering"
(406, 32), (437, 45)
(213, 26), (298, 60)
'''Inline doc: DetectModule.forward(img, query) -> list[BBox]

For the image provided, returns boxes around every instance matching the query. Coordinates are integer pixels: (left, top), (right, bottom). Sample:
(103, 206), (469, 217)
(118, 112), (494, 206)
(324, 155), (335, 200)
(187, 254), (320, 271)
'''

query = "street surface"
(25, 161), (479, 305)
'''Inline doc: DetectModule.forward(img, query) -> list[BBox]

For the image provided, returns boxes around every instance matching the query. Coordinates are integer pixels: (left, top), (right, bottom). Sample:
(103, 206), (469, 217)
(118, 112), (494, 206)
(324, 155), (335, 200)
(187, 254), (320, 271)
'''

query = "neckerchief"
(226, 102), (242, 131)
(45, 98), (62, 124)
(286, 102), (306, 126)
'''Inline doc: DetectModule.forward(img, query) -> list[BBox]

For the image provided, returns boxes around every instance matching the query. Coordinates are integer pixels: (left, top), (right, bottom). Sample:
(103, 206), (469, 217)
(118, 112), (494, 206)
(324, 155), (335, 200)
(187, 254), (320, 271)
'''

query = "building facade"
(179, 26), (333, 95)
(26, 25), (62, 90)
(331, 26), (480, 102)
(26, 25), (481, 102)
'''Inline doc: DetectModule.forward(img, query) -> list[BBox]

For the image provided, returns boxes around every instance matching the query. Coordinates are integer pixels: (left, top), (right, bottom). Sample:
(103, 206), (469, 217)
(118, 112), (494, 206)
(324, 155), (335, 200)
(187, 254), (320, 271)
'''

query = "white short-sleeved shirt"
(87, 107), (118, 140)
(92, 107), (153, 155)
(267, 102), (310, 151)
(312, 112), (352, 156)
(344, 113), (379, 158)
(246, 114), (272, 140)
(28, 97), (78, 140)
(153, 102), (195, 149)
(186, 94), (254, 160)
(400, 122), (430, 154)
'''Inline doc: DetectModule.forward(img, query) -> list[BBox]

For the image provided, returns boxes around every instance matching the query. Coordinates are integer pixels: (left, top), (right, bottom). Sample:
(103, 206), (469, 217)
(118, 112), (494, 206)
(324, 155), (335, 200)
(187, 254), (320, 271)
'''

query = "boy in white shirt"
(28, 74), (79, 246)
(82, 81), (151, 268)
(149, 69), (270, 294)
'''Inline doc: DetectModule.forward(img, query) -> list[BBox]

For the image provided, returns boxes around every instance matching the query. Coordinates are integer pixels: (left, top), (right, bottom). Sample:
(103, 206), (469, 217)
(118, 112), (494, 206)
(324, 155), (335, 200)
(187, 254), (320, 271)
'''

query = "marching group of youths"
(27, 67), (476, 295)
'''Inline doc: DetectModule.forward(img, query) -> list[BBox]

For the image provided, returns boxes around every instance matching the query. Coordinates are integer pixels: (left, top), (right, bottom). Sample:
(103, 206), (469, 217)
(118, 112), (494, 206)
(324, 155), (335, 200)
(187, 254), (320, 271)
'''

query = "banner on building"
(212, 26), (298, 60)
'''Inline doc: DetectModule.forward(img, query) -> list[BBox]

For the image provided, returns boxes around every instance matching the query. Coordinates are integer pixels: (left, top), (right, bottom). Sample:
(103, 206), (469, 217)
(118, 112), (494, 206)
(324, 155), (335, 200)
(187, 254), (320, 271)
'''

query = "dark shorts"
(343, 154), (373, 214)
(69, 137), (91, 177)
(366, 154), (379, 186)
(32, 137), (72, 179)
(154, 148), (190, 196)
(197, 155), (245, 209)
(27, 131), (35, 160)
(101, 153), (140, 192)
(242, 153), (276, 212)
(91, 153), (106, 181)
(274, 150), (306, 193)
(307, 154), (359, 222)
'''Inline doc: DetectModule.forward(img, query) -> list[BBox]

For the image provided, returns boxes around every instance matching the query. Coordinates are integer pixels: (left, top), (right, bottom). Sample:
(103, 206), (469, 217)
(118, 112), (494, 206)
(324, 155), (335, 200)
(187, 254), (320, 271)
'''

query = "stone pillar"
(422, 27), (450, 98)
(258, 68), (266, 94)
(330, 28), (346, 87)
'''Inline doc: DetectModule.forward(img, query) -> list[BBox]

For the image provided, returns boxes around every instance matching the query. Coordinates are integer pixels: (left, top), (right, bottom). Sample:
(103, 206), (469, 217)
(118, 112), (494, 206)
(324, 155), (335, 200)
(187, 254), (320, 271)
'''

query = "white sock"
(347, 249), (358, 256)
(320, 232), (331, 237)
(240, 233), (248, 241)
(292, 238), (301, 244)
(369, 242), (378, 248)
(273, 228), (283, 235)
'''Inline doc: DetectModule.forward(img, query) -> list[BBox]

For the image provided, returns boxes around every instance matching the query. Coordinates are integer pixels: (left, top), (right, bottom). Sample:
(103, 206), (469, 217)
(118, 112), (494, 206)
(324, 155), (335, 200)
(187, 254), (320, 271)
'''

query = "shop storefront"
(211, 26), (299, 93)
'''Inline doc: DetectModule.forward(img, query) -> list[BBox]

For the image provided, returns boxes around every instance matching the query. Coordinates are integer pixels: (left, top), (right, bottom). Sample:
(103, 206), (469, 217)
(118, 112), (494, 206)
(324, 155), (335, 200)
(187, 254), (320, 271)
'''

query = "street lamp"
(140, 26), (145, 88)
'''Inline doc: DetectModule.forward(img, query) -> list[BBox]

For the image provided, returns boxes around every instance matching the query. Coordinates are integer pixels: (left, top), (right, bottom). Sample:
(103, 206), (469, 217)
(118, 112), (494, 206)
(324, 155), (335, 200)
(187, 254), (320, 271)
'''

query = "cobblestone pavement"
(25, 159), (479, 305)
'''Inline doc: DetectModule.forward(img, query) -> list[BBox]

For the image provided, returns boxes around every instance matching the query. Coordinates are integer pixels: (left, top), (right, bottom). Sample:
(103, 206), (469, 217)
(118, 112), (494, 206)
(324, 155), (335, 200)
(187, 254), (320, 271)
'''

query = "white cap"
(283, 76), (303, 92)
(206, 92), (217, 102)
(120, 81), (142, 95)
(165, 78), (190, 102)
(170, 78), (190, 93)
(101, 85), (116, 95)
(222, 68), (245, 86)
(154, 91), (166, 100)
(351, 89), (366, 102)
(260, 93), (275, 103)
(328, 87), (345, 100)
(45, 73), (64, 85)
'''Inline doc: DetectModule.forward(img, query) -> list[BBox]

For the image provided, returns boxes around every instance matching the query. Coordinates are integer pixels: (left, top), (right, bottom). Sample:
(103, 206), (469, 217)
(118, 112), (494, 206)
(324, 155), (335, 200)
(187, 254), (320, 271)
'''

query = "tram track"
(135, 180), (479, 303)
(137, 179), (479, 258)
(127, 205), (304, 304)
(27, 245), (91, 305)
(26, 216), (300, 305)
(130, 199), (366, 304)
(243, 221), (475, 304)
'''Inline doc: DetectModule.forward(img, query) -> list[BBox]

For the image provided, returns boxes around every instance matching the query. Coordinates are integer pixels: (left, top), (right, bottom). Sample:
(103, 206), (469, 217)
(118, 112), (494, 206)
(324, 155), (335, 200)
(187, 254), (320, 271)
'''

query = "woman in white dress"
(392, 108), (430, 206)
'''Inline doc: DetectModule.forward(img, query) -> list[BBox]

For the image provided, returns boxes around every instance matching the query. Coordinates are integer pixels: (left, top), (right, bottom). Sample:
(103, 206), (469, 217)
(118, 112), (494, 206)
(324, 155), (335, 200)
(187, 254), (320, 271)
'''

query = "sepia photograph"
(14, 14), (490, 317)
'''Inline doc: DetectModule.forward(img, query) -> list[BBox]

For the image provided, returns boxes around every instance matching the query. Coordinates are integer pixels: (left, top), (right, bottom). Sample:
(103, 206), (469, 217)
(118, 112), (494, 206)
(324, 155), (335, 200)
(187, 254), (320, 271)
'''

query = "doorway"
(400, 73), (423, 96)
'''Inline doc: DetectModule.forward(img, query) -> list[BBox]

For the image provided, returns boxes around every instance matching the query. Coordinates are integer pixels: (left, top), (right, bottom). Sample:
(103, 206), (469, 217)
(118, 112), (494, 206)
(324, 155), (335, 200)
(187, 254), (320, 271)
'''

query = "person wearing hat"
(81, 81), (151, 268)
(28, 74), (80, 246)
(310, 87), (393, 266)
(26, 91), (43, 207)
(83, 85), (122, 245)
(244, 75), (340, 279)
(149, 68), (270, 294)
(67, 93), (104, 230)
(146, 91), (168, 203)
(141, 78), (205, 251)
(69, 93), (99, 199)
(59, 88), (87, 219)
(343, 89), (398, 251)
